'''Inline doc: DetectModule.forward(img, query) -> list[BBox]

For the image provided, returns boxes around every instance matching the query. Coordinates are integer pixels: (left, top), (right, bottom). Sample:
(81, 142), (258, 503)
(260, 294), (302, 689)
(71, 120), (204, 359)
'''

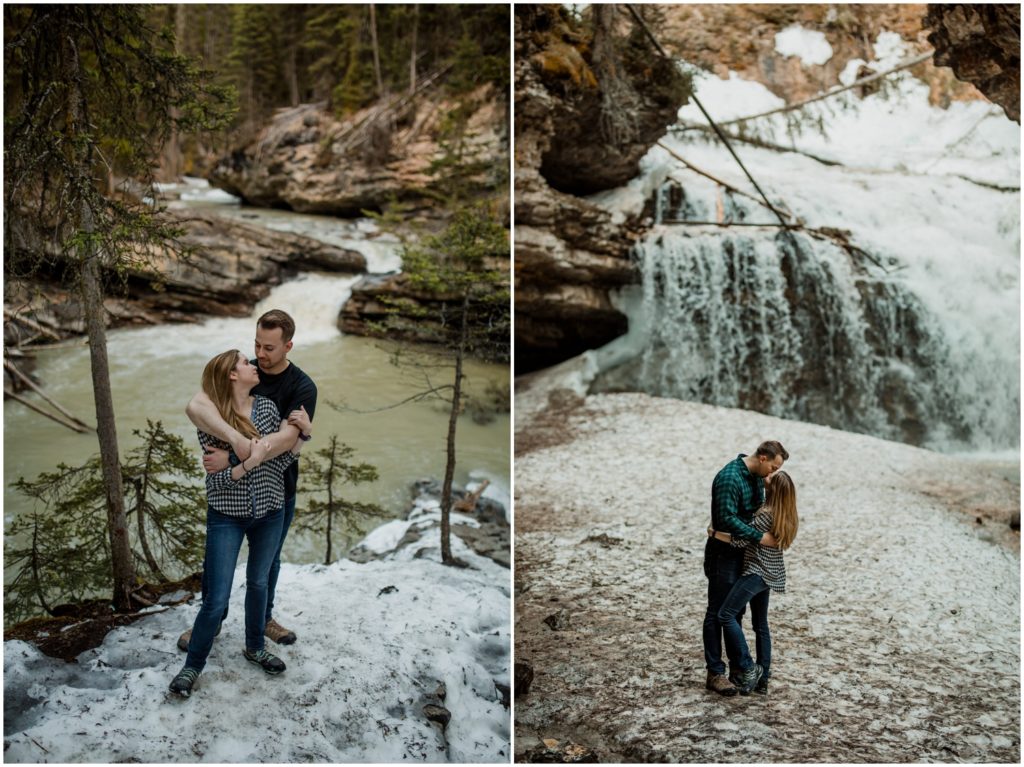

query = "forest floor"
(513, 365), (1020, 763)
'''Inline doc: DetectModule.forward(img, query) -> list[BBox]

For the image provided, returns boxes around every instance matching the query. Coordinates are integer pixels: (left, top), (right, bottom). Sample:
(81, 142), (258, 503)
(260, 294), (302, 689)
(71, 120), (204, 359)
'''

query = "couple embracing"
(168, 309), (317, 698)
(703, 440), (798, 697)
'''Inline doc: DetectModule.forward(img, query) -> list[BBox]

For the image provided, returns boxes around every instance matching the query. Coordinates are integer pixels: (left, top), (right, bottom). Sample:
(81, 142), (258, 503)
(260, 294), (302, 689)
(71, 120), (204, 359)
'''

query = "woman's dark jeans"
(718, 573), (772, 677)
(702, 538), (746, 676)
(185, 507), (284, 672)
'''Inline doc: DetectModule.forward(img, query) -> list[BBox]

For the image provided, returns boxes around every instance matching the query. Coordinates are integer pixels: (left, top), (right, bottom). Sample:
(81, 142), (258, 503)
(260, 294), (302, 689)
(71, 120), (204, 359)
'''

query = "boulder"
(210, 85), (507, 217)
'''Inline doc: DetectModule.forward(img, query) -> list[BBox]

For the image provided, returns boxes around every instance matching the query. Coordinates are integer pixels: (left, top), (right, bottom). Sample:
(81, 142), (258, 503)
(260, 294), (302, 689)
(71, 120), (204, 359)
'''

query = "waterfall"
(594, 181), (1018, 450)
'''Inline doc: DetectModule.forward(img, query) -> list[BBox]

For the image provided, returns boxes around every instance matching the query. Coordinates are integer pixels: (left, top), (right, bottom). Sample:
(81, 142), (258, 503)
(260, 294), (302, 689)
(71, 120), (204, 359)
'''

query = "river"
(3, 181), (510, 576)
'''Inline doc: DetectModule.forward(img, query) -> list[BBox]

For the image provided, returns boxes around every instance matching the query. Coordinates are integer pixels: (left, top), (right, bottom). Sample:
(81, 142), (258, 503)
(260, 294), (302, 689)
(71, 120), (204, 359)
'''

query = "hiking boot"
(177, 621), (222, 652)
(243, 648), (286, 675)
(264, 619), (297, 645)
(753, 675), (769, 695)
(706, 671), (738, 696)
(168, 667), (200, 698)
(735, 663), (763, 695)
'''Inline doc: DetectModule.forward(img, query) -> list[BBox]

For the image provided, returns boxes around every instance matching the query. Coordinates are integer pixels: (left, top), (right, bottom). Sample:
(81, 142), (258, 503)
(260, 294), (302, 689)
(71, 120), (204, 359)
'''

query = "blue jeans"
(199, 493), (295, 625)
(702, 538), (746, 676)
(718, 573), (772, 677)
(265, 493), (296, 623)
(186, 507), (284, 672)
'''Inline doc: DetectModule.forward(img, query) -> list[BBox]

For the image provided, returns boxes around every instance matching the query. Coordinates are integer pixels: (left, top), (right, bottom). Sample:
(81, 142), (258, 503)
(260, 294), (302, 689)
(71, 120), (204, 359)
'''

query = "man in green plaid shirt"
(703, 440), (788, 696)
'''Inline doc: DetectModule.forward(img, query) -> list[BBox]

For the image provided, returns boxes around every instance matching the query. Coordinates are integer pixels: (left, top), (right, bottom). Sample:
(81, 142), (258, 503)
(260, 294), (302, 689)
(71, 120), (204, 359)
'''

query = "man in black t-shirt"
(180, 309), (317, 651)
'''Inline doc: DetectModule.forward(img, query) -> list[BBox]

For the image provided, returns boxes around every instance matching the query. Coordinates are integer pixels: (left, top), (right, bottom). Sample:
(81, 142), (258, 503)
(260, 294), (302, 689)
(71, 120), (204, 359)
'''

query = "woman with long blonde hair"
(168, 349), (311, 698)
(709, 470), (798, 695)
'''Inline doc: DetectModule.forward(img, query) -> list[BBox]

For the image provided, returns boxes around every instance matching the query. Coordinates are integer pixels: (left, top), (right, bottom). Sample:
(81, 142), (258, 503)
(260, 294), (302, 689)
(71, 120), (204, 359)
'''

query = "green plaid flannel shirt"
(710, 454), (765, 543)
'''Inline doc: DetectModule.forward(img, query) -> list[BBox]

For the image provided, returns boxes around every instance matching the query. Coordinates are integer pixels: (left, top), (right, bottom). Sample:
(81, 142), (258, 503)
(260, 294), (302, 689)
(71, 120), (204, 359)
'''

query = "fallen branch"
(655, 140), (794, 218)
(624, 4), (791, 230)
(3, 310), (62, 342)
(669, 126), (846, 167)
(3, 388), (91, 433)
(4, 359), (92, 431)
(713, 51), (934, 128)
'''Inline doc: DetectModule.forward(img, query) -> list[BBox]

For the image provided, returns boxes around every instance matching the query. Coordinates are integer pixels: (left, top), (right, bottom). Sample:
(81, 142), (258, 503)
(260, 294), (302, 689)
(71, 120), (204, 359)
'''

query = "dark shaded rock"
(581, 534), (624, 548)
(377, 586), (398, 597)
(514, 661), (534, 697)
(925, 4), (1020, 123)
(423, 703), (452, 729)
(339, 271), (509, 363)
(1010, 510), (1020, 531)
(518, 6), (691, 195)
(542, 610), (570, 631)
(495, 681), (510, 709)
(513, 6), (688, 373)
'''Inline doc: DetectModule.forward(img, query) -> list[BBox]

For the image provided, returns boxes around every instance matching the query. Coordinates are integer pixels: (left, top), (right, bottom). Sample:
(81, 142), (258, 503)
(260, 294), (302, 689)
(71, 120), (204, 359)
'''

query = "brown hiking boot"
(177, 621), (221, 652)
(706, 671), (738, 696)
(264, 619), (297, 645)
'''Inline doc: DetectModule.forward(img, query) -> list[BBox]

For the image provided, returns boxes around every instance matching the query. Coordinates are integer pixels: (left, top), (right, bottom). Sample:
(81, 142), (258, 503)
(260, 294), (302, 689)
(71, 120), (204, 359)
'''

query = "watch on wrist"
(298, 432), (312, 442)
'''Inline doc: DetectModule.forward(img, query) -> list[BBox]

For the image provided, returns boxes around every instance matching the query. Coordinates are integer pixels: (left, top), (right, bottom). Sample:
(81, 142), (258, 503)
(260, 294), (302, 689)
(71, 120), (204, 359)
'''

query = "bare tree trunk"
(325, 436), (336, 565)
(409, 5), (418, 95)
(162, 4), (186, 180)
(369, 3), (384, 98)
(440, 296), (469, 567)
(283, 9), (300, 107)
(31, 518), (55, 616)
(134, 440), (167, 581)
(63, 27), (136, 612)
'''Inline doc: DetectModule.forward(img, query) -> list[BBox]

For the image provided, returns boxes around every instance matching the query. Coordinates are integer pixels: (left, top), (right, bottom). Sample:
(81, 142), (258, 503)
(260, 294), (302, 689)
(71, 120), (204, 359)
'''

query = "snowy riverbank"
(513, 360), (1020, 763)
(4, 499), (511, 763)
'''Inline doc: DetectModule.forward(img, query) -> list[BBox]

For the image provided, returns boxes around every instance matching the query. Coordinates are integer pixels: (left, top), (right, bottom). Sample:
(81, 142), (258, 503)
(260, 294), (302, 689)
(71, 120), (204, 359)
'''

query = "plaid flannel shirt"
(199, 396), (296, 519)
(731, 506), (787, 593)
(710, 454), (765, 543)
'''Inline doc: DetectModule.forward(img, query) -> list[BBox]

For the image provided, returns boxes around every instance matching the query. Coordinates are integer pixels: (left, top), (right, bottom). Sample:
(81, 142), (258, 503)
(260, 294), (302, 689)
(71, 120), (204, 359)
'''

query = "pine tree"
(296, 436), (388, 565)
(376, 204), (510, 566)
(5, 421), (206, 626)
(4, 5), (233, 612)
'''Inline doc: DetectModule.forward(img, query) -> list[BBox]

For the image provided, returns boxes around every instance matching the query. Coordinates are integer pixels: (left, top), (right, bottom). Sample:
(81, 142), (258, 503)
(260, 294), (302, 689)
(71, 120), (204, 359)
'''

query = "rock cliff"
(514, 5), (691, 374)
(210, 84), (507, 218)
(924, 4), (1020, 123)
(3, 210), (365, 345)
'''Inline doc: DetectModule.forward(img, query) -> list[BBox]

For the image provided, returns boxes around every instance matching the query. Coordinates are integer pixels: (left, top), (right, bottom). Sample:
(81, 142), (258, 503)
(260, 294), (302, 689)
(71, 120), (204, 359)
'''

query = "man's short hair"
(257, 309), (295, 343)
(756, 440), (789, 461)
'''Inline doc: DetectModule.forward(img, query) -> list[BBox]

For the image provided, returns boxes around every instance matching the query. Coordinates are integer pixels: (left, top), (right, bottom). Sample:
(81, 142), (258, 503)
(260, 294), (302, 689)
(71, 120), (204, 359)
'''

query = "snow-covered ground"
(4, 518), (510, 762)
(513, 359), (1020, 763)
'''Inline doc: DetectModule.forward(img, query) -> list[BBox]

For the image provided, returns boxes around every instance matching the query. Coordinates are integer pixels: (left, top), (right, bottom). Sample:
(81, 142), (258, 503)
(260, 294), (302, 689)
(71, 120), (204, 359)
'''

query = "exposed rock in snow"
(513, 368), (1019, 763)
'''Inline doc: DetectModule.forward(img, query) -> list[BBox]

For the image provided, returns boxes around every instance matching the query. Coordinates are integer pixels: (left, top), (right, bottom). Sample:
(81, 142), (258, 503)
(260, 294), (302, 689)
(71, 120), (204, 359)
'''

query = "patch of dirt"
(514, 387), (586, 457)
(3, 574), (201, 662)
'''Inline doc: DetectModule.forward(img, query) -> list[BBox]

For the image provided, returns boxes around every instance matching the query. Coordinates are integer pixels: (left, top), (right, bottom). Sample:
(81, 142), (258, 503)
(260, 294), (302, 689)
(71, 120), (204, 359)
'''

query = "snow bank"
(4, 529), (510, 762)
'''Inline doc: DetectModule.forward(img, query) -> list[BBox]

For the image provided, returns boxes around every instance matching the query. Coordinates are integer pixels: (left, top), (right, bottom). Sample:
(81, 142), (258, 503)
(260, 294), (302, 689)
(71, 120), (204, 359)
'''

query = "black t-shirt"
(249, 359), (318, 498)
